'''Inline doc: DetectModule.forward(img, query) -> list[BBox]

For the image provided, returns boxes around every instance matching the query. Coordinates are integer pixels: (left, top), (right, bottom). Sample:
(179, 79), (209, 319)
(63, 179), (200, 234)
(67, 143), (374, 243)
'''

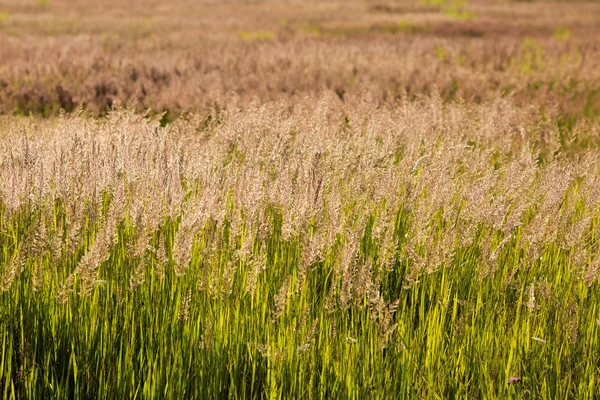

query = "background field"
(1, 0), (600, 399)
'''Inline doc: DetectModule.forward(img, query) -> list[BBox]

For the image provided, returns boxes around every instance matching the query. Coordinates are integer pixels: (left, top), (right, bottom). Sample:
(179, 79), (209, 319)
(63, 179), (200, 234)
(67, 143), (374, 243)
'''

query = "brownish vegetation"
(2, 1), (600, 398)
(0, 0), (599, 122)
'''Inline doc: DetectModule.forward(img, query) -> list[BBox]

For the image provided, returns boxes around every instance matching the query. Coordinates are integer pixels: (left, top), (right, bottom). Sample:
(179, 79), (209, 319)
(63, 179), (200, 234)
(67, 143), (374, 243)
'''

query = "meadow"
(0, 0), (600, 398)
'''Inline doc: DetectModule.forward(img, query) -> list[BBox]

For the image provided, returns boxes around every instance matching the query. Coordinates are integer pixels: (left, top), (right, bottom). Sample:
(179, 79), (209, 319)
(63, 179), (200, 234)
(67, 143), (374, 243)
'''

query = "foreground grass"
(1, 99), (600, 398)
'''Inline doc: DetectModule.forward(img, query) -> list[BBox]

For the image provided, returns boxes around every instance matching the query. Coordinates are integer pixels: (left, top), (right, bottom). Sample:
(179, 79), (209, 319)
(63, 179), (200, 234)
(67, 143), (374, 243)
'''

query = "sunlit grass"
(1, 101), (599, 398)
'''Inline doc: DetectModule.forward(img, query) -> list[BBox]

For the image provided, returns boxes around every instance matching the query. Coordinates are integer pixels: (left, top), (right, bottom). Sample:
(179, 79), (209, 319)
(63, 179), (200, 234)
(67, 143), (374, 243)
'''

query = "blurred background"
(0, 0), (598, 126)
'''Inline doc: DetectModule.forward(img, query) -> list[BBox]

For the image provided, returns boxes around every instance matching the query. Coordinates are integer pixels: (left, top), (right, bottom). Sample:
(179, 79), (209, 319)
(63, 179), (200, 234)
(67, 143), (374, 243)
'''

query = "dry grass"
(0, 0), (598, 121)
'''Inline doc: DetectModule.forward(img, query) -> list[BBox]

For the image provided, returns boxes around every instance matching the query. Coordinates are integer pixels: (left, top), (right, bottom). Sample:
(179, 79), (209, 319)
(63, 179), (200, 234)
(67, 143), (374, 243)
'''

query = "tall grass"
(1, 97), (599, 398)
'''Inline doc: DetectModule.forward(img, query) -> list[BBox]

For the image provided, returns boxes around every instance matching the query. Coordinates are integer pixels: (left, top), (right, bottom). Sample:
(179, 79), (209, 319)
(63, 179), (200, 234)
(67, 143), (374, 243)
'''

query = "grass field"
(1, 0), (600, 398)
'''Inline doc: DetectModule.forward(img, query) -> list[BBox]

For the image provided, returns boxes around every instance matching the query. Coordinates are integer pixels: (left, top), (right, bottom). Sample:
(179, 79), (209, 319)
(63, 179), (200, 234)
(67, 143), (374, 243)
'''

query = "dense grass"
(1, 2), (600, 398)
(2, 190), (599, 398)
(1, 101), (600, 398)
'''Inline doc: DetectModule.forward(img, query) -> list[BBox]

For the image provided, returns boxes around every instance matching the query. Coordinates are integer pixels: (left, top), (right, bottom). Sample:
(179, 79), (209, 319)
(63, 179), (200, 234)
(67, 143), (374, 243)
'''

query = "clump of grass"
(512, 37), (546, 74)
(443, 1), (476, 20)
(554, 27), (573, 41)
(396, 20), (420, 34)
(435, 43), (448, 61)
